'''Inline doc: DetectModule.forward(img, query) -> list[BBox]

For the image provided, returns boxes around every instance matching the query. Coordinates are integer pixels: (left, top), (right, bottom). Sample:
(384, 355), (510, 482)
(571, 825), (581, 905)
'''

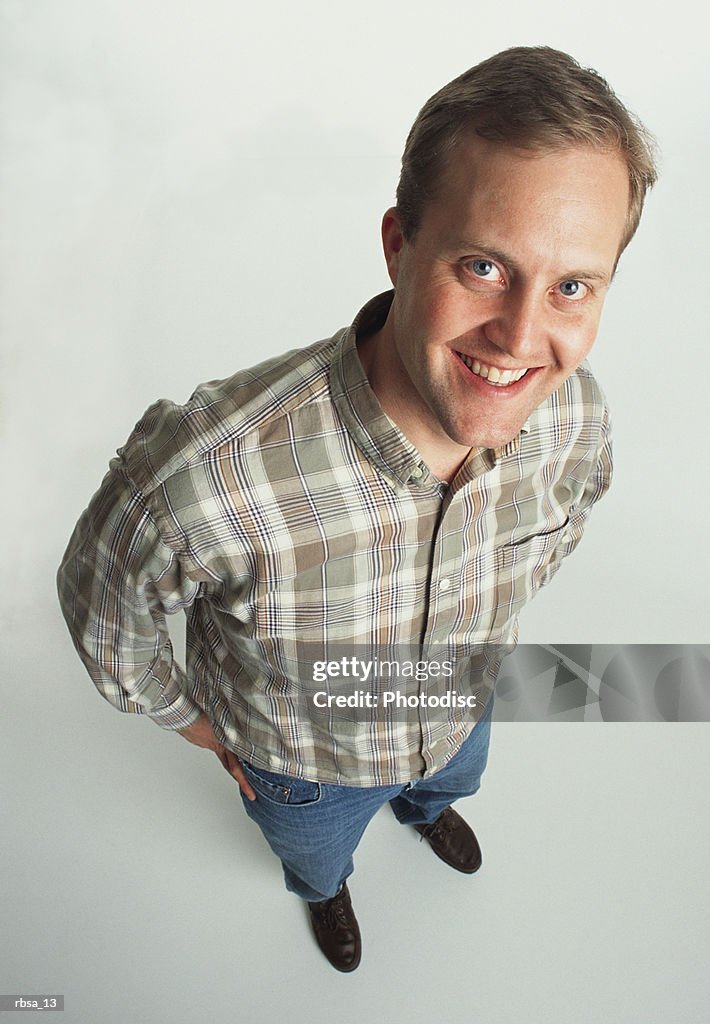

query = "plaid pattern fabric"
(57, 291), (612, 785)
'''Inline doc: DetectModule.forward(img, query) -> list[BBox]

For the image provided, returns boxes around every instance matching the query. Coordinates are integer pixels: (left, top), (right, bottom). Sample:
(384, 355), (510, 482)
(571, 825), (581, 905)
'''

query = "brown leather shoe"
(307, 882), (361, 972)
(414, 806), (482, 873)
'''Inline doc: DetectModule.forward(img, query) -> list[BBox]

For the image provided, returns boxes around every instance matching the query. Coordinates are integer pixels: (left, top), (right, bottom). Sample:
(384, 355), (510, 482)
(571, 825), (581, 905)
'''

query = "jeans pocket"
(241, 761), (322, 806)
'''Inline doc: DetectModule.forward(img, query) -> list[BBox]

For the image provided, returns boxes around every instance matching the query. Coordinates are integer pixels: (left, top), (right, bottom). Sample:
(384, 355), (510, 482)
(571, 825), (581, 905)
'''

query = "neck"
(356, 318), (471, 485)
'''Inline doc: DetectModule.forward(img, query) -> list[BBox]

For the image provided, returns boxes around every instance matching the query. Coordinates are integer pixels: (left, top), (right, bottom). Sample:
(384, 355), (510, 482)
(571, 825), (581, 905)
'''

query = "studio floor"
(3, 620), (708, 1024)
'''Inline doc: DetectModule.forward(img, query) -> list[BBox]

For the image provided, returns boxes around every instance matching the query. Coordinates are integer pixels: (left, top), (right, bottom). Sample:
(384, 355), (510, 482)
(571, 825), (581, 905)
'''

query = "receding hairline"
(395, 46), (658, 255)
(400, 128), (635, 260)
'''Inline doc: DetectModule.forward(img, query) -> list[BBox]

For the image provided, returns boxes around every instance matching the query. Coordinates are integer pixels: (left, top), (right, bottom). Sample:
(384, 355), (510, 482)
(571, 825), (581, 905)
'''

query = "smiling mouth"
(455, 351), (530, 387)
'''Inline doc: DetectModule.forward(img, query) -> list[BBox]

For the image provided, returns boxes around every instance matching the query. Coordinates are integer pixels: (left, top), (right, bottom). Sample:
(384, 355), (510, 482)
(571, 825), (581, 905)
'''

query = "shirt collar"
(329, 290), (528, 491)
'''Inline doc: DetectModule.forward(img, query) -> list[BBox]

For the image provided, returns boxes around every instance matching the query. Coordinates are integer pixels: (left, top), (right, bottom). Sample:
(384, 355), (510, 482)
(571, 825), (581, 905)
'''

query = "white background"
(2, 2), (708, 1022)
(3, 0), (709, 642)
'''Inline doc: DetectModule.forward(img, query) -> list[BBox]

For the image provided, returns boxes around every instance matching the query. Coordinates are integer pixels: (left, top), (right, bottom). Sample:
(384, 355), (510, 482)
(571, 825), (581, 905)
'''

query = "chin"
(450, 422), (521, 451)
(471, 434), (517, 450)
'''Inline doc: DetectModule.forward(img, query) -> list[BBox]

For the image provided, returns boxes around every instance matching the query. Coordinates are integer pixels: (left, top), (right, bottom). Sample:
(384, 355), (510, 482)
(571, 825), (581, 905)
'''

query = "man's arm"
(536, 406), (613, 593)
(56, 460), (256, 798)
(57, 460), (203, 729)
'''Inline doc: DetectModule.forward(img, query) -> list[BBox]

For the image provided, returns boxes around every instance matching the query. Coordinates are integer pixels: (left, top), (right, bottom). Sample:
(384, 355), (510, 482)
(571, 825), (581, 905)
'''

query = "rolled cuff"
(147, 690), (204, 731)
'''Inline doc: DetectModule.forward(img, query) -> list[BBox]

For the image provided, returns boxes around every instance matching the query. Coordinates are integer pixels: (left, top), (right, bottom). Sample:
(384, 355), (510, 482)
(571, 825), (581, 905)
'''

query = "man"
(57, 46), (657, 972)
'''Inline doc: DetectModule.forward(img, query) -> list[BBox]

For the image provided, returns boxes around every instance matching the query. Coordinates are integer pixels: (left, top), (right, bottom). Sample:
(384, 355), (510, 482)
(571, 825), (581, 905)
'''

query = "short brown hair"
(396, 46), (658, 255)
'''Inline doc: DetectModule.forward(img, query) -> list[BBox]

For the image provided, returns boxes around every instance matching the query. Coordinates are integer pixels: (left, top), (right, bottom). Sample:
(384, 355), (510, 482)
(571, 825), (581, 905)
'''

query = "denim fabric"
(239, 698), (493, 901)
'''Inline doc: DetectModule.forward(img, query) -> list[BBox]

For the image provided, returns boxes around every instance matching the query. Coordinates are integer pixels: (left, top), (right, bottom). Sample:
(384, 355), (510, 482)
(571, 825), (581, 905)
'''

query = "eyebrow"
(450, 238), (614, 285)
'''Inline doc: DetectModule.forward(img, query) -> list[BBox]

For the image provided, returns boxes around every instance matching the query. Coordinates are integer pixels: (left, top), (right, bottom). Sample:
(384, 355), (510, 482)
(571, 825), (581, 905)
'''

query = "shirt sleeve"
(56, 459), (205, 731)
(536, 405), (614, 592)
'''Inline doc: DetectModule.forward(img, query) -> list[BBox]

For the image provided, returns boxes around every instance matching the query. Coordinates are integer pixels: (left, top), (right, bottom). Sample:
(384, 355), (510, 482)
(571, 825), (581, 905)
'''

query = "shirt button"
(410, 465), (424, 479)
(439, 577), (452, 592)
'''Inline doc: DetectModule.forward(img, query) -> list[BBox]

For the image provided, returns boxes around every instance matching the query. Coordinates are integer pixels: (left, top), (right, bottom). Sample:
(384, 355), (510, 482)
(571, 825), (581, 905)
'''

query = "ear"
(381, 207), (406, 286)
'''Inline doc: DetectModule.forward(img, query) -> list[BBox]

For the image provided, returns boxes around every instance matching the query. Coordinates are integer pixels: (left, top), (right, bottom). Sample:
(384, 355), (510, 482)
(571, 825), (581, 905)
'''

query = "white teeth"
(458, 352), (529, 386)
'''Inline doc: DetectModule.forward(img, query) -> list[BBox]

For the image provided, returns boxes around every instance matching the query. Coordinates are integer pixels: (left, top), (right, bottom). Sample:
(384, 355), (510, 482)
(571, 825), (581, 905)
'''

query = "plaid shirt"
(57, 291), (612, 785)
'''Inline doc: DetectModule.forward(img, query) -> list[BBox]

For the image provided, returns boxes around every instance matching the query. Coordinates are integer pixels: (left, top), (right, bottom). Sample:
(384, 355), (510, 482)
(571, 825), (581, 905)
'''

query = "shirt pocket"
(241, 761), (322, 806)
(490, 519), (570, 635)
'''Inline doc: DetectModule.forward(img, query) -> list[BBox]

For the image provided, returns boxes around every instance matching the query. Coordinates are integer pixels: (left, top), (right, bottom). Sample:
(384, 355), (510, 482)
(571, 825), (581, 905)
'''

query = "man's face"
(382, 137), (630, 451)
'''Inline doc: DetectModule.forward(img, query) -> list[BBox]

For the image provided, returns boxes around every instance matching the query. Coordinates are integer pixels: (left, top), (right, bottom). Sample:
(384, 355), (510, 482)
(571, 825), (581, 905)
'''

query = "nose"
(483, 285), (542, 363)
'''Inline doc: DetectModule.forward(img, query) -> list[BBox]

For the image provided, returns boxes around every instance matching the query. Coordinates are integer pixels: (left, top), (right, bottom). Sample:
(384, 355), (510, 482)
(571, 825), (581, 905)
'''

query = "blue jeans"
(239, 698), (493, 902)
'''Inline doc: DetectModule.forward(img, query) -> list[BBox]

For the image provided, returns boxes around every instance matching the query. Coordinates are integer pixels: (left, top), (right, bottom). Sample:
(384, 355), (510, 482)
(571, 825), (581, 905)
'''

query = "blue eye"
(471, 259), (495, 277)
(559, 280), (586, 299)
(465, 258), (503, 283)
